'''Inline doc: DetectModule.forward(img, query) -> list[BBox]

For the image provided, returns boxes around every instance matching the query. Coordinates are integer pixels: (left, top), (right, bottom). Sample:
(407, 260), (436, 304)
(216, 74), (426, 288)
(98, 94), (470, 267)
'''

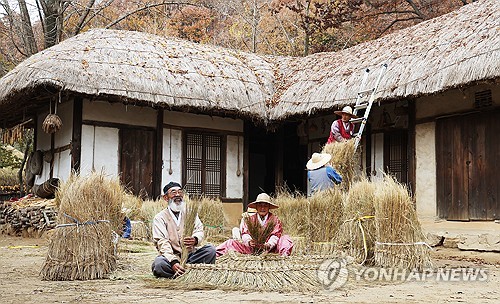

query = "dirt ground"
(0, 235), (498, 304)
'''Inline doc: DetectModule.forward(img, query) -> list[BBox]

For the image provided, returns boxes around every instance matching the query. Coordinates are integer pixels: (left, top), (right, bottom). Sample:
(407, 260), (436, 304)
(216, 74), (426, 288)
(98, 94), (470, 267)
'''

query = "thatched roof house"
(0, 0), (498, 127)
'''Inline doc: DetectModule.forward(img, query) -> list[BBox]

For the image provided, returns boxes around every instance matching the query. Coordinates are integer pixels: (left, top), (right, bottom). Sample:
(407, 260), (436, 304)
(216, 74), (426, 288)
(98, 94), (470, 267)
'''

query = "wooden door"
(384, 130), (408, 185)
(120, 129), (155, 198)
(436, 111), (500, 220)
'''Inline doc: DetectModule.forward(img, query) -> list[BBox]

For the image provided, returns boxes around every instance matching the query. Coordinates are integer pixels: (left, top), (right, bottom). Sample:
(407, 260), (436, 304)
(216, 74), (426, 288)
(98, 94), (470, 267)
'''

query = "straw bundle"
(181, 199), (201, 266)
(273, 190), (309, 237)
(130, 220), (150, 240)
(307, 188), (343, 244)
(274, 188), (343, 255)
(321, 140), (358, 191)
(373, 175), (432, 271)
(244, 215), (276, 254)
(146, 253), (324, 292)
(139, 198), (168, 232)
(196, 196), (228, 242)
(335, 178), (377, 265)
(41, 172), (125, 280)
(42, 114), (62, 134)
(121, 192), (143, 220)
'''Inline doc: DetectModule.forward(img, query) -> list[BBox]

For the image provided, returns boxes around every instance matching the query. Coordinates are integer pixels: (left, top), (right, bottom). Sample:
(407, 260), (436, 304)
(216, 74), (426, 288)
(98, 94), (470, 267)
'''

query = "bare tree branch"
(106, 1), (196, 29)
(380, 16), (421, 35)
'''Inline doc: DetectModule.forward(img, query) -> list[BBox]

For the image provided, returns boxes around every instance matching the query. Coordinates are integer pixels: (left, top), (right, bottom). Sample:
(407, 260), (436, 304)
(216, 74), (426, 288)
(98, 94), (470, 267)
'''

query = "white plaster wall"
(81, 125), (119, 177)
(164, 111), (243, 132)
(161, 128), (183, 190)
(415, 122), (437, 219)
(370, 133), (384, 181)
(226, 135), (244, 198)
(34, 101), (73, 184)
(83, 99), (156, 127)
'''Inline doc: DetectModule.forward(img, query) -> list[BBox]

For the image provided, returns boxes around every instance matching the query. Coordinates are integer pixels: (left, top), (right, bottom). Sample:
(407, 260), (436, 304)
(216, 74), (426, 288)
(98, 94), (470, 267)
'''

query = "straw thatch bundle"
(196, 196), (228, 243)
(139, 198), (168, 231)
(41, 114), (62, 134)
(41, 172), (125, 280)
(335, 178), (377, 265)
(130, 220), (150, 240)
(244, 215), (276, 254)
(321, 140), (358, 191)
(181, 199), (201, 266)
(274, 188), (343, 255)
(121, 192), (143, 220)
(373, 175), (432, 271)
(273, 190), (309, 237)
(146, 252), (324, 292)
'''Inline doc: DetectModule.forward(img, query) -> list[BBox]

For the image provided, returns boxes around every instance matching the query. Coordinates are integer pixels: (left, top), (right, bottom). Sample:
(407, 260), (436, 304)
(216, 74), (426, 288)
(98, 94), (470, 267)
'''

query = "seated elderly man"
(216, 193), (293, 257)
(151, 182), (216, 278)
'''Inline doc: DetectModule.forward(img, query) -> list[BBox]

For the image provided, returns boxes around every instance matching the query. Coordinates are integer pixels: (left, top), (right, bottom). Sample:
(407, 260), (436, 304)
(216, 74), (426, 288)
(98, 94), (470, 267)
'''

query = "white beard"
(168, 199), (185, 213)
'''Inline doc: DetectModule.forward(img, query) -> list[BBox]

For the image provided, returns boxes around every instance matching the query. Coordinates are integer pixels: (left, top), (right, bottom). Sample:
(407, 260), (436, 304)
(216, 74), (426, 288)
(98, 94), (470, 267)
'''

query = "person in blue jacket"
(306, 152), (342, 196)
(122, 216), (132, 239)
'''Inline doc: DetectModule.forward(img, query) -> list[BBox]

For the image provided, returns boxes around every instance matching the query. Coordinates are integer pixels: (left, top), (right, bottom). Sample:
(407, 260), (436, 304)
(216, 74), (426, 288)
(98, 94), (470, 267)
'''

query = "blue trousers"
(151, 244), (216, 278)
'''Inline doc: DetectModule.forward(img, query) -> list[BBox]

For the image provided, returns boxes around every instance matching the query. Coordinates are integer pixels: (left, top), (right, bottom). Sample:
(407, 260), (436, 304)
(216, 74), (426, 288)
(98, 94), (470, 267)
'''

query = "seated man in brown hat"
(327, 105), (358, 143)
(306, 153), (342, 196)
(151, 181), (216, 278)
(216, 193), (293, 257)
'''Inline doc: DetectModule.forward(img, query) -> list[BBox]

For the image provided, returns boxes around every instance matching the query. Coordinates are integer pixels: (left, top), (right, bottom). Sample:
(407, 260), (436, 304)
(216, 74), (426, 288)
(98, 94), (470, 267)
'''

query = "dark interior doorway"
(247, 122), (307, 205)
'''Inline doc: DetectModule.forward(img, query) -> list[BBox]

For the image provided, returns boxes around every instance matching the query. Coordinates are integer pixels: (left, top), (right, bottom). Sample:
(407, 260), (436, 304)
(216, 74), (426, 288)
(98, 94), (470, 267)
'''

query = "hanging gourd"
(42, 95), (63, 134)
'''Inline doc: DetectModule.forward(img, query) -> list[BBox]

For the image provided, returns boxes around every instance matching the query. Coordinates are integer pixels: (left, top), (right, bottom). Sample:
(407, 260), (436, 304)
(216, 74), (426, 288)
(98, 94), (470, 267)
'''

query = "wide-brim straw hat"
(306, 152), (332, 170)
(248, 193), (279, 209)
(334, 105), (358, 118)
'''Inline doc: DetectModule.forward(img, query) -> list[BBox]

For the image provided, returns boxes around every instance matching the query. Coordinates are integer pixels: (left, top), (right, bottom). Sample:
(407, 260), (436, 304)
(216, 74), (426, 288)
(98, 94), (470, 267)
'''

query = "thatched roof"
(0, 29), (277, 126)
(268, 0), (499, 120)
(0, 0), (498, 127)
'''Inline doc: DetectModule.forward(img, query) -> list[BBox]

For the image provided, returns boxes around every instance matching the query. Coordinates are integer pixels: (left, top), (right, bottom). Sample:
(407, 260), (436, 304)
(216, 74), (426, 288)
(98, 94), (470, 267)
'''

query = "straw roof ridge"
(0, 0), (498, 126)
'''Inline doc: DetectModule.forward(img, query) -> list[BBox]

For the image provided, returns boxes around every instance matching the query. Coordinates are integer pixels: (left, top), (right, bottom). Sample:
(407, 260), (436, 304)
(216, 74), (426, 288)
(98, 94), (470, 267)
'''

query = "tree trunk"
(18, 137), (32, 197)
(18, 0), (38, 55)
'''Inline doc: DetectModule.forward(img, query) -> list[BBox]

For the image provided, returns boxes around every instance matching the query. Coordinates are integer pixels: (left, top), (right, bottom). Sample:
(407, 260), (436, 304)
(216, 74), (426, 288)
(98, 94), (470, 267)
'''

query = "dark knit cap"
(163, 181), (182, 194)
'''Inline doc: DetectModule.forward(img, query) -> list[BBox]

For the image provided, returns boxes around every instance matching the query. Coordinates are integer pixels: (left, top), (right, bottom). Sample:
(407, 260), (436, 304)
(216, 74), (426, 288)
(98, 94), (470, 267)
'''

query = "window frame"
(182, 129), (227, 198)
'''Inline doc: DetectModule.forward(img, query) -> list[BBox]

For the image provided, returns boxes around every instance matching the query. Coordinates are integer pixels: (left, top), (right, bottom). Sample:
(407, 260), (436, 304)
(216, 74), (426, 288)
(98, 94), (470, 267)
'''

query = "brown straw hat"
(248, 193), (279, 209)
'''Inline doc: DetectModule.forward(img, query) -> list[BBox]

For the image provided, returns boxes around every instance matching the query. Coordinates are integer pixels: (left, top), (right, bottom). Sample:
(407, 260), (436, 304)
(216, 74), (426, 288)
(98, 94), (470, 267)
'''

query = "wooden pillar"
(71, 96), (83, 173)
(243, 122), (250, 209)
(408, 99), (416, 195)
(153, 109), (164, 198)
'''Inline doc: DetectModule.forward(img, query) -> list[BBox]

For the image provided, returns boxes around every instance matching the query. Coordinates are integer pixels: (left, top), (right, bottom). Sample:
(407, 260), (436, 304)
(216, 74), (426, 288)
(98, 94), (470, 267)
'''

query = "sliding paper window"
(184, 132), (224, 197)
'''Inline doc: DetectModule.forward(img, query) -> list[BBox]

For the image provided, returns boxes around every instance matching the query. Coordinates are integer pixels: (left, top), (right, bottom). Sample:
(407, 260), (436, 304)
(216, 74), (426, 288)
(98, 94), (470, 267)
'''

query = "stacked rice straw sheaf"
(41, 173), (124, 280)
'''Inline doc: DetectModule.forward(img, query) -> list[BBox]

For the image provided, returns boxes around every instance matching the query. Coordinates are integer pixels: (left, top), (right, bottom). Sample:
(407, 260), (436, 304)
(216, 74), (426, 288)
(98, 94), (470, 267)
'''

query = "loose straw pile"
(41, 173), (124, 280)
(373, 175), (432, 270)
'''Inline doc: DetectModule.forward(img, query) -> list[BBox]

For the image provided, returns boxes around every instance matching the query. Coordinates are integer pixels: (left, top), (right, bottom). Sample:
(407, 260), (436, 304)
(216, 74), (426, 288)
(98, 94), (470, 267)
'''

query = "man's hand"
(172, 263), (185, 276)
(248, 239), (256, 248)
(183, 236), (197, 250)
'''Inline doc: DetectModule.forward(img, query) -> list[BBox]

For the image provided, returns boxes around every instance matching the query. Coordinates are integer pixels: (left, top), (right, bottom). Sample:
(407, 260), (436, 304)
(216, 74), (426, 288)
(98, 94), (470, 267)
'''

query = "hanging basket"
(42, 114), (63, 134)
